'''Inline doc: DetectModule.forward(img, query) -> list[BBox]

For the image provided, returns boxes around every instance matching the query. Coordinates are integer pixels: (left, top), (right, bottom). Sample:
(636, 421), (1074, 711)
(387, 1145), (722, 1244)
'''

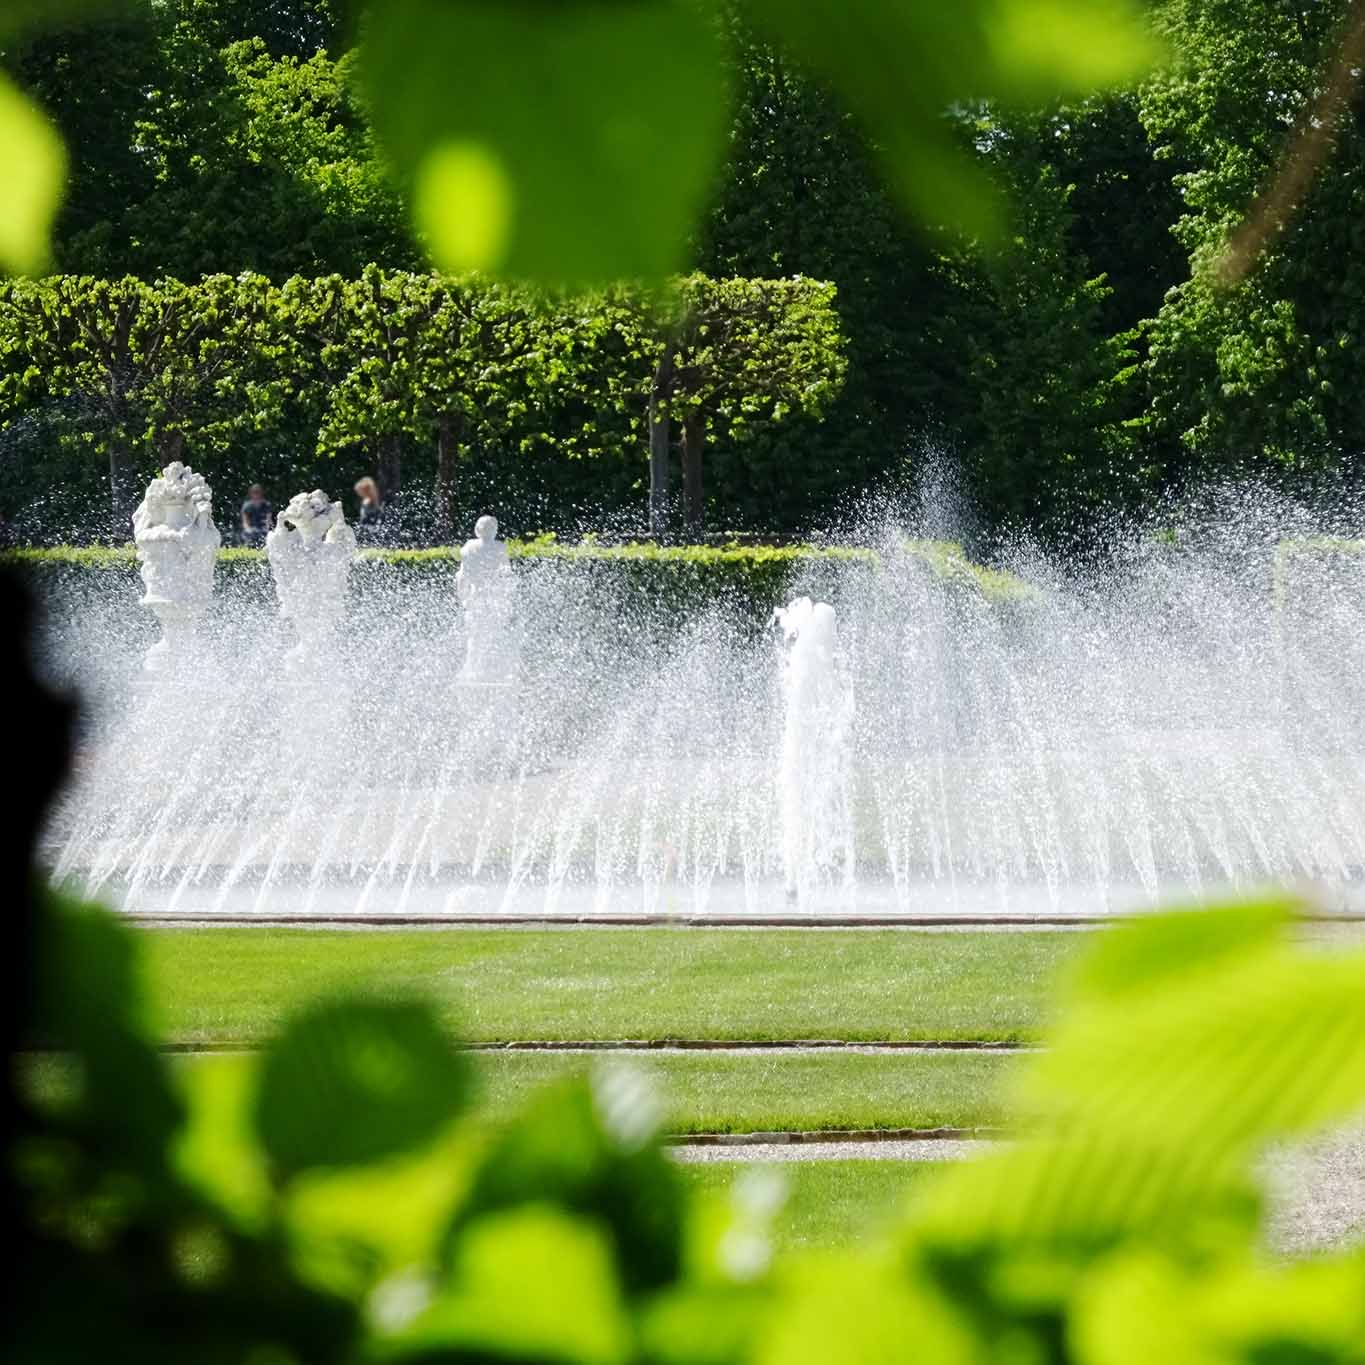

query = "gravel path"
(670, 1138), (992, 1163)
(1264, 1124), (1365, 1255)
(672, 1125), (1365, 1257)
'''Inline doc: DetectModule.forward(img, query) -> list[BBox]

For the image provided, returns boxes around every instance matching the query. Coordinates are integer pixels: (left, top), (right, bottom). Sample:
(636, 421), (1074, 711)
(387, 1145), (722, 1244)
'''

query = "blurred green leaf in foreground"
(12, 891), (1365, 1364)
(2, 0), (1161, 283)
(358, 0), (1160, 281)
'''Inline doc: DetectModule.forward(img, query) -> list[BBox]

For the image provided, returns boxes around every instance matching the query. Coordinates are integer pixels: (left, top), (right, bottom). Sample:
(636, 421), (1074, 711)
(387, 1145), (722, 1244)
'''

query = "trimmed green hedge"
(2, 536), (1036, 612)
(1272, 536), (1365, 615)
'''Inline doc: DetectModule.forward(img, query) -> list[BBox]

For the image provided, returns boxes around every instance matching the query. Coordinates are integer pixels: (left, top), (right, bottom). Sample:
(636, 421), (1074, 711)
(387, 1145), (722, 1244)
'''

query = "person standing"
(354, 476), (398, 545)
(240, 484), (274, 547)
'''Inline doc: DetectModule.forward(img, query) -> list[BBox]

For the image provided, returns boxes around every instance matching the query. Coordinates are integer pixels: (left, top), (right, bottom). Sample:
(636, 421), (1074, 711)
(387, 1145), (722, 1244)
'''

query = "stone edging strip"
(664, 1125), (1003, 1146)
(469, 1038), (1030, 1053)
(150, 1038), (1033, 1055)
(122, 912), (1365, 929)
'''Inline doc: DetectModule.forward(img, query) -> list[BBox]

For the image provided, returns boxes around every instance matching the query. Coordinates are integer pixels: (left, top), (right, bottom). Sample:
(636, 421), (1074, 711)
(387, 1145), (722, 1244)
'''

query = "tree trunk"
(378, 434), (402, 502)
(435, 412), (458, 543)
(159, 429), (186, 466)
(108, 443), (138, 537)
(648, 347), (675, 539)
(682, 412), (705, 538)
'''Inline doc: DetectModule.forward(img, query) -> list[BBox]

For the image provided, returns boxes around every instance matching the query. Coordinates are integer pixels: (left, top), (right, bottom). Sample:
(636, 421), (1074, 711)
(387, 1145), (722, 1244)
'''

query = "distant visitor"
(354, 476), (397, 546)
(239, 484), (273, 548)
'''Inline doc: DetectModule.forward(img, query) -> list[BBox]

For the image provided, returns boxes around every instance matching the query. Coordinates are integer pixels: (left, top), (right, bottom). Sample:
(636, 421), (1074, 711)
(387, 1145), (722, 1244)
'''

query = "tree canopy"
(1, 0), (1364, 542)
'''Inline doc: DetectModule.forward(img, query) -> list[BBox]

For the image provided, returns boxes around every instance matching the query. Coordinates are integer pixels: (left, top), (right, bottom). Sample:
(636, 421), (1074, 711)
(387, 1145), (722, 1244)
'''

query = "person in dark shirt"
(240, 484), (273, 547)
(354, 476), (398, 545)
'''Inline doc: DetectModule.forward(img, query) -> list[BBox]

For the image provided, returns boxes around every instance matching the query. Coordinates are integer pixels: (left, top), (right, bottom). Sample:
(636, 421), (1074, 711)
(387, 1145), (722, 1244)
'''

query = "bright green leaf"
(392, 1205), (633, 1364)
(254, 996), (471, 1179)
(359, 0), (731, 282)
(449, 1072), (684, 1294)
(175, 1054), (273, 1231)
(753, 1250), (976, 1365)
(744, 0), (1160, 240)
(0, 74), (66, 275)
(286, 1129), (479, 1296)
(412, 141), (512, 272)
(1058, 896), (1293, 1007)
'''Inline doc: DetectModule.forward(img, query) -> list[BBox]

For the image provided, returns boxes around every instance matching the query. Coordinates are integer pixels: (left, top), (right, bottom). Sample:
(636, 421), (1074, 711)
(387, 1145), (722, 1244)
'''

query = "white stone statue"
(132, 461), (220, 672)
(456, 514), (516, 683)
(267, 489), (356, 675)
(773, 597), (853, 903)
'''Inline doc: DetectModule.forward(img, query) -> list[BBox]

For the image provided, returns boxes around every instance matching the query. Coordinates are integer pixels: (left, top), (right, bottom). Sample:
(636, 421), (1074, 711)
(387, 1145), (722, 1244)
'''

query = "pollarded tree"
(648, 274), (848, 535)
(0, 273), (291, 531)
(418, 277), (562, 540)
(312, 269), (536, 535)
(312, 267), (434, 515)
(314, 270), (614, 539)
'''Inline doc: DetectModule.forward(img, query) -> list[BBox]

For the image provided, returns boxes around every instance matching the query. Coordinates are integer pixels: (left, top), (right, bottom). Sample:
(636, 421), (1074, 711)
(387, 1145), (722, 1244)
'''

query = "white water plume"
(36, 486), (1365, 918)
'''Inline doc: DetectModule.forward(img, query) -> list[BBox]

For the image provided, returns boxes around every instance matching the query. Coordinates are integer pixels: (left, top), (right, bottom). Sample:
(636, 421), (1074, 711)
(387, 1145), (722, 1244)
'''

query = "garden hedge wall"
(3, 537), (1035, 617)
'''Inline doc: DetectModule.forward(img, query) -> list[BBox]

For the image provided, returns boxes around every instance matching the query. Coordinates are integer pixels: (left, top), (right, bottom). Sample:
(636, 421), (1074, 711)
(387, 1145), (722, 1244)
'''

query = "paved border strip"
(122, 912), (1365, 928)
(467, 1039), (1030, 1053)
(124, 913), (1109, 927)
(670, 1138), (990, 1162)
(665, 1125), (1002, 1146)
(148, 1038), (1033, 1055)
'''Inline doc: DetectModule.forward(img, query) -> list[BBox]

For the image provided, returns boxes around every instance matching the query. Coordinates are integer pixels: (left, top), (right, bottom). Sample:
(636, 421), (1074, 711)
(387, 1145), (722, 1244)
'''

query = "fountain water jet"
(774, 598), (854, 906)
(38, 488), (1365, 920)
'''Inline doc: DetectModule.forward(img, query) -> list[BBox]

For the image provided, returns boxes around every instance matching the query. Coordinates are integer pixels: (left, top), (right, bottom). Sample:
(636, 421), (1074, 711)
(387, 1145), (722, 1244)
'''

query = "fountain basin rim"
(115, 910), (1365, 928)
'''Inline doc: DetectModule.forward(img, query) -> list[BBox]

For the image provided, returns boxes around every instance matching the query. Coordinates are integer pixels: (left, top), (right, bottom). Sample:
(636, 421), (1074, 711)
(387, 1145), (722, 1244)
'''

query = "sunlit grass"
(138, 926), (1080, 1044)
(677, 1160), (938, 1251)
(476, 1050), (1013, 1134)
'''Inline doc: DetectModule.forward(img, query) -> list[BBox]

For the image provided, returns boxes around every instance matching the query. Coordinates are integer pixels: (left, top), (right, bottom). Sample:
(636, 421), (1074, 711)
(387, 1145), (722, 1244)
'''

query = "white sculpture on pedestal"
(266, 489), (356, 675)
(456, 514), (516, 683)
(132, 461), (220, 673)
(773, 596), (853, 903)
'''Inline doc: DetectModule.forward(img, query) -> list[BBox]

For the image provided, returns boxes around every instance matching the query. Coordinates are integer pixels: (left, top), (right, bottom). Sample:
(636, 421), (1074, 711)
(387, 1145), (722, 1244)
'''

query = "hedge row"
(0, 269), (846, 540)
(3, 537), (1035, 612)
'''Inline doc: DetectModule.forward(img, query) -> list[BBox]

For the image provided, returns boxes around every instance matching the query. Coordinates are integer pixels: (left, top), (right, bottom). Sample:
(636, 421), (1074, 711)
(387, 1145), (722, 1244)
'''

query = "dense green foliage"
(1137, 0), (1365, 485)
(0, 270), (845, 537)
(4, 1), (1364, 540)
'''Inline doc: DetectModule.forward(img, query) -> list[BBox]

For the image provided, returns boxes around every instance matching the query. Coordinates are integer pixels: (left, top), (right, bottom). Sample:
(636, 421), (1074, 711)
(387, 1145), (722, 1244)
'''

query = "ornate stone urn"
(455, 514), (517, 684)
(266, 489), (357, 675)
(132, 461), (220, 673)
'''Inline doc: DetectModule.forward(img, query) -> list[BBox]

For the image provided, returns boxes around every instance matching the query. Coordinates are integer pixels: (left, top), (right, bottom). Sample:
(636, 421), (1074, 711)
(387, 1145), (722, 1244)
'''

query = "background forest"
(3, 0), (1364, 544)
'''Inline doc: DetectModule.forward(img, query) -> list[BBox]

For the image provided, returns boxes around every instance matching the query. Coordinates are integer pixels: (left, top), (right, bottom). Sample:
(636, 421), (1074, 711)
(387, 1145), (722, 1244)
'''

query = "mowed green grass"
(20, 1046), (1012, 1136)
(677, 1161), (937, 1251)
(476, 1051), (1013, 1133)
(138, 927), (1080, 1045)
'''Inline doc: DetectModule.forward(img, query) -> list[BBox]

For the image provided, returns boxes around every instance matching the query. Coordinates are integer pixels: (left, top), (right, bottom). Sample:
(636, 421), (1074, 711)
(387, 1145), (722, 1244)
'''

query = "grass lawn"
(137, 926), (1080, 1044)
(20, 1046), (1012, 1135)
(476, 1050), (1013, 1133)
(677, 1160), (937, 1251)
